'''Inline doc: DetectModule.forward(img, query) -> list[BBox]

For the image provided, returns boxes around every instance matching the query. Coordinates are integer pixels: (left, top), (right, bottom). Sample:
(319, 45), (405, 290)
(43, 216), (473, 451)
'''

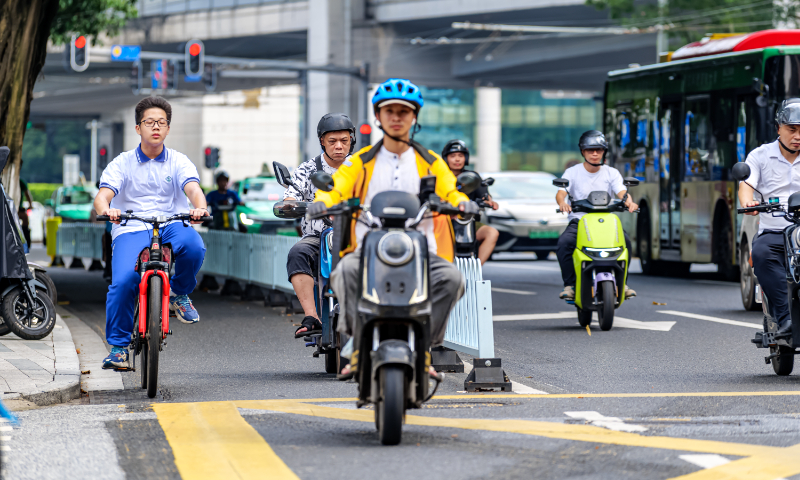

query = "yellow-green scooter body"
(573, 212), (629, 311)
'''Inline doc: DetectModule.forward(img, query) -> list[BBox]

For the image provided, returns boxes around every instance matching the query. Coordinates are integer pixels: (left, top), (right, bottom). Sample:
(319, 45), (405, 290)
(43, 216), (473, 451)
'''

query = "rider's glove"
(459, 201), (480, 217)
(307, 201), (328, 219)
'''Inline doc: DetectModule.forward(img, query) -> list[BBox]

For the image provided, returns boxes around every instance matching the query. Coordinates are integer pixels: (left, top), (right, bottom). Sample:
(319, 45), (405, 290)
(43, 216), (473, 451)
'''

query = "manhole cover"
(86, 389), (163, 404)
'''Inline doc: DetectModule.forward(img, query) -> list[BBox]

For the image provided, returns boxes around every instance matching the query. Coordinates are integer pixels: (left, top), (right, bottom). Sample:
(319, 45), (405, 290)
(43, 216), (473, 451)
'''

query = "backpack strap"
(315, 154), (324, 173)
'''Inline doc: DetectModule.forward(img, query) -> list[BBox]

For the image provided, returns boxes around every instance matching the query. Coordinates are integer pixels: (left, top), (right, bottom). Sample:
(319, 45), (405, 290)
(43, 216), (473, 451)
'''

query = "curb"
(18, 315), (81, 406)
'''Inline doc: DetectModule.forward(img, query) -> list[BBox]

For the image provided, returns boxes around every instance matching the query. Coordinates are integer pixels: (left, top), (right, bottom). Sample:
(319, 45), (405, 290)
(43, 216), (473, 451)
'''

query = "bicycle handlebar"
(96, 213), (213, 223)
(737, 205), (777, 214)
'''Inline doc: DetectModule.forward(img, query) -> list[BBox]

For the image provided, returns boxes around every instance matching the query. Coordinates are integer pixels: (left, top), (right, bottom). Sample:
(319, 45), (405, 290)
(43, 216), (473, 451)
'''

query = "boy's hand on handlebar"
(189, 208), (210, 224)
(557, 200), (571, 214)
(101, 208), (122, 224)
(626, 200), (639, 213)
(744, 200), (760, 216)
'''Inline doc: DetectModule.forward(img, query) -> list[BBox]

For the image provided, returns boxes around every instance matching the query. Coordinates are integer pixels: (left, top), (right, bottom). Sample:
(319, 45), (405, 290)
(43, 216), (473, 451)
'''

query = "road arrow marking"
(493, 312), (675, 331)
(564, 411), (648, 432)
(679, 454), (731, 469)
(658, 310), (762, 329)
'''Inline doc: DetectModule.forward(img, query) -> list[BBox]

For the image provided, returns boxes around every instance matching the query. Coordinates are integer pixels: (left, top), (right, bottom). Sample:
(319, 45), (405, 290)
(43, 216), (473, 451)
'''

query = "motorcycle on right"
(732, 163), (800, 375)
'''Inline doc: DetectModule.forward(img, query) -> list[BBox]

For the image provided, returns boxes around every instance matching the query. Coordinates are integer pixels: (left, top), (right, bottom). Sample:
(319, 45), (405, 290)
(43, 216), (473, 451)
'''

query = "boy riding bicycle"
(94, 97), (209, 369)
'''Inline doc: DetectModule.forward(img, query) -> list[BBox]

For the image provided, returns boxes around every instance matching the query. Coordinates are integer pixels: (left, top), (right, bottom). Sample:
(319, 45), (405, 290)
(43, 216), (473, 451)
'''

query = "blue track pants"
(106, 224), (206, 347)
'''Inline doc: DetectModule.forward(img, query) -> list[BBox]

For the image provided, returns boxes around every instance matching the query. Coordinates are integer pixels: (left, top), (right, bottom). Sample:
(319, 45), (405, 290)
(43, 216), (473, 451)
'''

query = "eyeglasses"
(140, 119), (169, 128)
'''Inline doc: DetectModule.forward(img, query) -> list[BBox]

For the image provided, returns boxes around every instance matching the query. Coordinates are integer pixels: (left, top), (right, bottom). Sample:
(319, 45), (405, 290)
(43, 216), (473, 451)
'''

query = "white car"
(482, 171), (568, 260)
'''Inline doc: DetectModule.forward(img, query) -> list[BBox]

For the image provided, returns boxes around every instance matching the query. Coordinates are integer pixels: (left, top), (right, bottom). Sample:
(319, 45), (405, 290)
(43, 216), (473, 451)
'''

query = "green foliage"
(27, 184), (61, 205)
(50, 0), (138, 46)
(586, 0), (775, 47)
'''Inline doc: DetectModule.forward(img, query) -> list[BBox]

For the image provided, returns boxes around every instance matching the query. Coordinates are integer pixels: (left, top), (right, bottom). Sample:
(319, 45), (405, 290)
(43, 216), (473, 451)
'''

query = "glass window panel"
(544, 106), (560, 126)
(581, 106), (596, 127)
(504, 106), (523, 126)
(561, 106), (578, 126)
(524, 106), (542, 126)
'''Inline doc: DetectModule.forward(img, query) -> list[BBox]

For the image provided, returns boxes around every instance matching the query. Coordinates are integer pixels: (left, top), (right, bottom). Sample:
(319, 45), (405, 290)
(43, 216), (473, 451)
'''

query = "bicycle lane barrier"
(460, 357), (547, 394)
(59, 308), (123, 393)
(153, 401), (300, 480)
(0, 314), (80, 406)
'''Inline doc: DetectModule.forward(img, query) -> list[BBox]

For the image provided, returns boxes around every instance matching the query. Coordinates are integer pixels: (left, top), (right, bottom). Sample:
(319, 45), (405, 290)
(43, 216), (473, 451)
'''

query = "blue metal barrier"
(444, 257), (494, 358)
(55, 223), (105, 259)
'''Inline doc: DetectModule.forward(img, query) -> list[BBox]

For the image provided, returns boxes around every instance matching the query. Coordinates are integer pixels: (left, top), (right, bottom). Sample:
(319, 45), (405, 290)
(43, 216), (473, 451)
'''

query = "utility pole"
(656, 0), (668, 62)
(88, 120), (99, 184)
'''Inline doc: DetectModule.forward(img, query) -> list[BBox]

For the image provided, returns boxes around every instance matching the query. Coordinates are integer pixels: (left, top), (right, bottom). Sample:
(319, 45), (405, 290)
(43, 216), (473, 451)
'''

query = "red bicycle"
(97, 212), (210, 398)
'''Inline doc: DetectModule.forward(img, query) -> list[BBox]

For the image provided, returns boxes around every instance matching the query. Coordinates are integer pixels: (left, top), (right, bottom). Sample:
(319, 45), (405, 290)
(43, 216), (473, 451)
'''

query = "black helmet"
(214, 169), (230, 181)
(442, 139), (470, 166)
(317, 113), (356, 154)
(578, 130), (609, 151)
(776, 99), (800, 126)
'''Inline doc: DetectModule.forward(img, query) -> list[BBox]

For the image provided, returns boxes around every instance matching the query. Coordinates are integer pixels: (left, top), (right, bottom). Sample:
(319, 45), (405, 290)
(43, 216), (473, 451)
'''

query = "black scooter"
(452, 172), (493, 259)
(310, 172), (477, 445)
(732, 162), (800, 375)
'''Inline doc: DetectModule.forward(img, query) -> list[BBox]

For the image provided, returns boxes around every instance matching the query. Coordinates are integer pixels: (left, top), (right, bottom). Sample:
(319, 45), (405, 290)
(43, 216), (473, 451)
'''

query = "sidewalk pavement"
(0, 314), (80, 406)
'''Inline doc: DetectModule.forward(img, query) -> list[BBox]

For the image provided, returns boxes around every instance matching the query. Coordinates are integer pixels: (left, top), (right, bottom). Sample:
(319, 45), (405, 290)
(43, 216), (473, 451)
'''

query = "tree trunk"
(0, 0), (58, 206)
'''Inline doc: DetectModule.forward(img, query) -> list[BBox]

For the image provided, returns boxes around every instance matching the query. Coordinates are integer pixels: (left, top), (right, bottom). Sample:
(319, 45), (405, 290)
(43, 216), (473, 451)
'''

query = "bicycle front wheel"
(147, 276), (162, 399)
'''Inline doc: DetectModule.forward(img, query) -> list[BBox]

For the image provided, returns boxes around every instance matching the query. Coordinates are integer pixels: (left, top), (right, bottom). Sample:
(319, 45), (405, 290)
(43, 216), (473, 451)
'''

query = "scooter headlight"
(583, 247), (623, 259)
(377, 232), (414, 266)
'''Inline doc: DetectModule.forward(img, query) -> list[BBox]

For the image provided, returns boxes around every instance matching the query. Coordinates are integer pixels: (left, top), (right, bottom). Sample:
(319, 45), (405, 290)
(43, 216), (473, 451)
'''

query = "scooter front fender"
(371, 339), (414, 374)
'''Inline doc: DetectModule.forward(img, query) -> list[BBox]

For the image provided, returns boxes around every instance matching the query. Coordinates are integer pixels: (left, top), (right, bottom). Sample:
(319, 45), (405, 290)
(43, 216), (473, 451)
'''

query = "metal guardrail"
(54, 225), (495, 357)
(197, 230), (299, 293)
(55, 224), (105, 259)
(444, 257), (494, 359)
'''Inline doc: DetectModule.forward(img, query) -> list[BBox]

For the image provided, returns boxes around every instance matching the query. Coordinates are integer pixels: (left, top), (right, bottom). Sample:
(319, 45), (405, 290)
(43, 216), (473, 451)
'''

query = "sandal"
(337, 363), (355, 381)
(294, 316), (323, 338)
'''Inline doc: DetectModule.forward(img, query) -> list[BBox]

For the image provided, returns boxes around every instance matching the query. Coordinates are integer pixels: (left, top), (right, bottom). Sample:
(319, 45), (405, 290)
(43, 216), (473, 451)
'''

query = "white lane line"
(494, 312), (574, 321)
(494, 312), (675, 331)
(492, 287), (537, 295)
(485, 263), (561, 272)
(679, 454), (731, 469)
(564, 411), (648, 432)
(462, 361), (547, 395)
(658, 310), (762, 329)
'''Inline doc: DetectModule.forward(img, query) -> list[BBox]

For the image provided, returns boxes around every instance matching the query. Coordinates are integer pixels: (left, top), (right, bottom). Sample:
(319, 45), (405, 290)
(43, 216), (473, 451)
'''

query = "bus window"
(684, 96), (716, 181)
(711, 94), (735, 179)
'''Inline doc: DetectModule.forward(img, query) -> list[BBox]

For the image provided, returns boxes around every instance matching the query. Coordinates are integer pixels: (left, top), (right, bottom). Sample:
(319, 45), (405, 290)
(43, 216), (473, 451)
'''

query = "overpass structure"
(29, 0), (655, 181)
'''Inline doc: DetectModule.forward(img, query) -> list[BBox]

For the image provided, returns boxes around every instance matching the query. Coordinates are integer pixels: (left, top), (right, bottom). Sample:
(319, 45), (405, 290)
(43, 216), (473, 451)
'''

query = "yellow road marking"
(668, 443), (800, 480)
(153, 402), (299, 480)
(235, 399), (774, 458)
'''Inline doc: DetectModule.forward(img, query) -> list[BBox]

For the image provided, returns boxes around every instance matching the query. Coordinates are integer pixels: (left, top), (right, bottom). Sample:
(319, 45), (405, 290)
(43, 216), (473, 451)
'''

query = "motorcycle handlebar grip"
(96, 215), (110, 221)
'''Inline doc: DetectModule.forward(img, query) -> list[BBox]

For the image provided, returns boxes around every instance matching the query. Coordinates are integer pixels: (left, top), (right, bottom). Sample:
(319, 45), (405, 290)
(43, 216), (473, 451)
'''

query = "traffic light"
(70, 34), (90, 72)
(185, 39), (204, 77)
(203, 63), (217, 92)
(359, 123), (372, 147)
(167, 60), (178, 91)
(130, 59), (142, 94)
(204, 147), (219, 169)
(99, 146), (109, 169)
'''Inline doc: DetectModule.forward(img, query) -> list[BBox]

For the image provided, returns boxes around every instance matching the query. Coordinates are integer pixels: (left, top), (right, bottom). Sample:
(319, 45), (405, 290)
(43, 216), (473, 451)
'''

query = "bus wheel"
(716, 218), (738, 281)
(637, 210), (658, 276)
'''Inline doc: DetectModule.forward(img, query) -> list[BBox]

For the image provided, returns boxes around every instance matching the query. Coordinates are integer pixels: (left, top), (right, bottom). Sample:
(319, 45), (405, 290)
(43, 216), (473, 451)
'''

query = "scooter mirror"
(456, 171), (481, 195)
(553, 178), (569, 188)
(482, 177), (495, 187)
(623, 176), (640, 187)
(0, 147), (9, 173)
(311, 171), (334, 192)
(731, 162), (752, 182)
(272, 162), (293, 189)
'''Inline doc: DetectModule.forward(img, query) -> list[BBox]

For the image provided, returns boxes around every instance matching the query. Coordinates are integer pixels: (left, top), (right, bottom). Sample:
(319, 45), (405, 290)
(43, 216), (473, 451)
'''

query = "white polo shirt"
(355, 146), (437, 254)
(743, 140), (800, 233)
(559, 163), (626, 221)
(99, 145), (200, 239)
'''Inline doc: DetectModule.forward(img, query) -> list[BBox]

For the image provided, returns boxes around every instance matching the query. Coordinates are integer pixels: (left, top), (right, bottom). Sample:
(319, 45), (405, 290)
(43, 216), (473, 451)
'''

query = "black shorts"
(286, 236), (321, 282)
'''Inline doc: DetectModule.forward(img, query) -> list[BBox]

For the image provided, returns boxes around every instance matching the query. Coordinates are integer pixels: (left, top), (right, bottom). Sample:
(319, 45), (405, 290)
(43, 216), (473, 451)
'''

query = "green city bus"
(604, 30), (800, 278)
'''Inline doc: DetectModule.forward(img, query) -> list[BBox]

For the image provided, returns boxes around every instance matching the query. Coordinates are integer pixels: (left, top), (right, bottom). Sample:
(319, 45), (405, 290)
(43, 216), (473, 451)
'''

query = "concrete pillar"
(475, 87), (502, 172)
(305, 0), (361, 161)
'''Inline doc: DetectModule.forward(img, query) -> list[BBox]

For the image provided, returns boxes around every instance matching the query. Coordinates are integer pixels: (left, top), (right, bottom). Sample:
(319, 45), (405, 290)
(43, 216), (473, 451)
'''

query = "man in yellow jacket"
(311, 79), (478, 374)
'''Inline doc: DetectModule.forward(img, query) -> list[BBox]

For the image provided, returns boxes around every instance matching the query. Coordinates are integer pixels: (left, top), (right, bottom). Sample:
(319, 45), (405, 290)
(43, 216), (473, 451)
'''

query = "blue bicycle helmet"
(372, 78), (424, 112)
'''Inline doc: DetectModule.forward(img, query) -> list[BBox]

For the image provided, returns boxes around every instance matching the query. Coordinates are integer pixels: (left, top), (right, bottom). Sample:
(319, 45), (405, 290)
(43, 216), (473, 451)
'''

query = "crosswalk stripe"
(153, 401), (299, 480)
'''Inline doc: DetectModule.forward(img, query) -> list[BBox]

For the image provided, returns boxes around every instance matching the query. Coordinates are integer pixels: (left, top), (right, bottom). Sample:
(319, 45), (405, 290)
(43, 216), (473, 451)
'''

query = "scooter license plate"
(755, 284), (762, 303)
(529, 230), (559, 239)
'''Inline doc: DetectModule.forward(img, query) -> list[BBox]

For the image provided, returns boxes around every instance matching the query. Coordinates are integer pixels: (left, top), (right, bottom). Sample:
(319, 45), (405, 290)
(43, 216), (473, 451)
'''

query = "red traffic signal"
(99, 147), (107, 156)
(99, 145), (109, 168)
(204, 146), (219, 169)
(70, 34), (89, 72)
(359, 124), (372, 135)
(185, 39), (204, 77)
(205, 147), (212, 156)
